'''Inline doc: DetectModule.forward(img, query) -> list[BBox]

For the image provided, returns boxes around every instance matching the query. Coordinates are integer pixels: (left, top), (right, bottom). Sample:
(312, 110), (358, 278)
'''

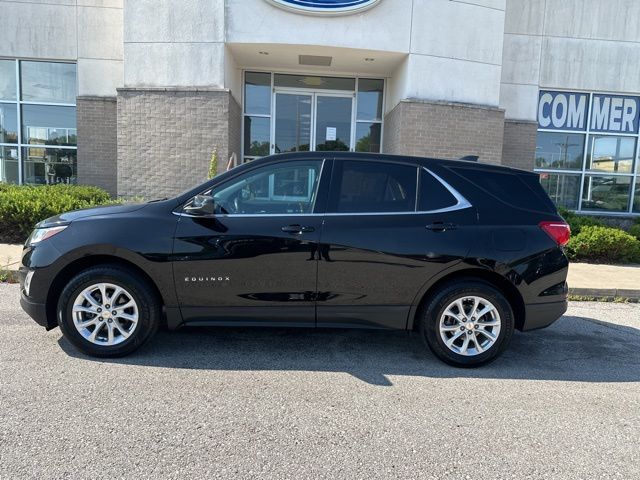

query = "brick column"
(501, 120), (538, 171)
(116, 88), (241, 199)
(77, 96), (118, 196)
(383, 100), (505, 165)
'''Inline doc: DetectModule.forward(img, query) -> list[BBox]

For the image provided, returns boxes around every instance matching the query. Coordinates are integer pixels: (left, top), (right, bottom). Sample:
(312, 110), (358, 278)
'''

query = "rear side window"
(418, 169), (458, 211)
(450, 167), (555, 212)
(330, 160), (417, 213)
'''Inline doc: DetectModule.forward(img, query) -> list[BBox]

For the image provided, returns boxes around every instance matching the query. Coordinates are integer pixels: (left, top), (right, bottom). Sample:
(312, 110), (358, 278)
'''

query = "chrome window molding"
(176, 165), (472, 218)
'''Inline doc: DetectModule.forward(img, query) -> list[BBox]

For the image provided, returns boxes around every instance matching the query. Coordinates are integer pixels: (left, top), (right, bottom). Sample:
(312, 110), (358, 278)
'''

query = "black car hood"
(37, 203), (148, 227)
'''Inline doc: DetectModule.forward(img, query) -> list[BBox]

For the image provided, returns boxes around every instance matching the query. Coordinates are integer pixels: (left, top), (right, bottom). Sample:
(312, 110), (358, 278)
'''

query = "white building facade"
(0, 0), (639, 216)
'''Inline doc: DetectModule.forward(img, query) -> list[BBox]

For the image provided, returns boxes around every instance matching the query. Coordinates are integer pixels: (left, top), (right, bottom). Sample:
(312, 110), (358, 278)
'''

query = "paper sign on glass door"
(326, 127), (337, 141)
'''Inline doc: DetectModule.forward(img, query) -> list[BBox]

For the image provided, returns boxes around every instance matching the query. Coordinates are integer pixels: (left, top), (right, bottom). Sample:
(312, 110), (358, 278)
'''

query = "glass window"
(418, 169), (457, 211)
(586, 135), (636, 173)
(22, 105), (76, 145)
(274, 74), (355, 91)
(355, 122), (381, 153)
(539, 172), (581, 210)
(244, 116), (270, 157)
(535, 132), (585, 170)
(0, 60), (16, 101)
(634, 179), (640, 213)
(208, 161), (323, 215)
(0, 103), (18, 143)
(315, 96), (351, 152)
(274, 93), (312, 153)
(21, 61), (76, 104)
(331, 160), (417, 213)
(581, 175), (631, 212)
(244, 72), (271, 115)
(357, 79), (383, 121)
(0, 146), (19, 183)
(22, 147), (76, 185)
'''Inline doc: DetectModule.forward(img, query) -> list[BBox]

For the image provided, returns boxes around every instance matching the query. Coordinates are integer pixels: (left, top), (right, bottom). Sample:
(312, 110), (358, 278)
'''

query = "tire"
(419, 280), (514, 367)
(57, 265), (161, 357)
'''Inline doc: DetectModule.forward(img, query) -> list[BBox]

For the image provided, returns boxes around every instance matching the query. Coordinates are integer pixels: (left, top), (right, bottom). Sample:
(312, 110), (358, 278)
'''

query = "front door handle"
(281, 224), (315, 234)
(426, 222), (457, 232)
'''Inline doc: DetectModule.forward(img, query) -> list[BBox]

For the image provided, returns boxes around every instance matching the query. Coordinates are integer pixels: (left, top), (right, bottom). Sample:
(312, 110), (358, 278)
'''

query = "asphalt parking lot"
(0, 283), (639, 479)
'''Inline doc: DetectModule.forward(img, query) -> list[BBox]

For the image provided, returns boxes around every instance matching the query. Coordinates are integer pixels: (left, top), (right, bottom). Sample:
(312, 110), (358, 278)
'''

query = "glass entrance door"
(274, 92), (312, 153)
(273, 91), (354, 154)
(315, 94), (352, 152)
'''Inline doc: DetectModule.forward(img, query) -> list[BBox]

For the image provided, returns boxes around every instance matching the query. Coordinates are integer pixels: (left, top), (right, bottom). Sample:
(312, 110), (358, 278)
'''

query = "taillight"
(539, 221), (571, 246)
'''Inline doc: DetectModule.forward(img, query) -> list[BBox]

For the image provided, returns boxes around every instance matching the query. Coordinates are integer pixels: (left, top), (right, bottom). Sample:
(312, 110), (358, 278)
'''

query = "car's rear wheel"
(57, 265), (161, 357)
(419, 280), (514, 367)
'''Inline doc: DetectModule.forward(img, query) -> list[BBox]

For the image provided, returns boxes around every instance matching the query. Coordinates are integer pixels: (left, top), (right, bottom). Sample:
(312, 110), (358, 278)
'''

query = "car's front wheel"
(57, 265), (161, 357)
(419, 280), (514, 367)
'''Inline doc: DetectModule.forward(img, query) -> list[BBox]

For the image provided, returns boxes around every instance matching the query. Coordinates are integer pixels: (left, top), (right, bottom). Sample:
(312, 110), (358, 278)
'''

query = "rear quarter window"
(449, 167), (555, 212)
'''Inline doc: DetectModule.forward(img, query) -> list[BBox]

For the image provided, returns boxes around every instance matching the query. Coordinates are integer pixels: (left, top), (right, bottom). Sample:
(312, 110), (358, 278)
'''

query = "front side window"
(206, 161), (323, 215)
(330, 160), (417, 213)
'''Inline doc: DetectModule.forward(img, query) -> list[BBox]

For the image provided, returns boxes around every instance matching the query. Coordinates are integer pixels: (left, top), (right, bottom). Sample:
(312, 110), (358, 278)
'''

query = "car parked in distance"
(19, 152), (570, 367)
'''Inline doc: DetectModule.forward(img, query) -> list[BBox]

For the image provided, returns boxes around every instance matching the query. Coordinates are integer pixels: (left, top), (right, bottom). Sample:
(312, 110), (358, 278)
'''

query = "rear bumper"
(522, 299), (568, 331)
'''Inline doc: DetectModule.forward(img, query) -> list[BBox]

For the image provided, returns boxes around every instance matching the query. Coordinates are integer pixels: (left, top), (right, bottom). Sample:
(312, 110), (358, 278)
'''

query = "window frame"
(240, 71), (386, 164)
(535, 89), (640, 216)
(0, 58), (77, 185)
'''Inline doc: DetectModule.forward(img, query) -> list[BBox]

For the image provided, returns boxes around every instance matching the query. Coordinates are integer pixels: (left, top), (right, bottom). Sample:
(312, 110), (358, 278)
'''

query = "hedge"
(557, 207), (605, 235)
(0, 184), (116, 243)
(566, 225), (640, 264)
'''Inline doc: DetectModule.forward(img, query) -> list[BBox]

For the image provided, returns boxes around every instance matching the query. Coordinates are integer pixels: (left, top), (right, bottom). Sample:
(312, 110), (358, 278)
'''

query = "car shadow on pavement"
(58, 314), (640, 386)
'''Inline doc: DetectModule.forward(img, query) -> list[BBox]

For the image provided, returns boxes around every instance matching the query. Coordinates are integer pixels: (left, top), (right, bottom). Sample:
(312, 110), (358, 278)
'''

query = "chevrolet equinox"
(19, 153), (570, 367)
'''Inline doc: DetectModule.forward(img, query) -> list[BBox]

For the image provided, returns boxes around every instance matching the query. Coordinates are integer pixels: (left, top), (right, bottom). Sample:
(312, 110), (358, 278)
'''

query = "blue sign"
(537, 91), (588, 131)
(266, 0), (382, 15)
(590, 94), (640, 134)
(538, 90), (640, 134)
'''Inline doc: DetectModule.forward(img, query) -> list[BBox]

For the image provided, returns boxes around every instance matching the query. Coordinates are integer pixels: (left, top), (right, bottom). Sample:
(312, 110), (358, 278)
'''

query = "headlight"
(28, 225), (68, 245)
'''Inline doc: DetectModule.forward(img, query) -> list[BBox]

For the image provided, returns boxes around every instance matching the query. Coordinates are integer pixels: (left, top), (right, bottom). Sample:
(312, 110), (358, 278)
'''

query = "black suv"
(19, 153), (570, 367)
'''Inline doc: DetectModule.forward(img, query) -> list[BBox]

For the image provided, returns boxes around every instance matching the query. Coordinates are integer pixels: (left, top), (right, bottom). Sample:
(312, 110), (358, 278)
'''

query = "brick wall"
(117, 88), (239, 199)
(501, 120), (538, 171)
(383, 100), (505, 165)
(77, 96), (118, 195)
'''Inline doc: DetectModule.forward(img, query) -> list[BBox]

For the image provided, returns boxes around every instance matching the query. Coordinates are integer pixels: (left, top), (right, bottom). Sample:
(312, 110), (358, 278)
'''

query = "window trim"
(176, 160), (472, 218)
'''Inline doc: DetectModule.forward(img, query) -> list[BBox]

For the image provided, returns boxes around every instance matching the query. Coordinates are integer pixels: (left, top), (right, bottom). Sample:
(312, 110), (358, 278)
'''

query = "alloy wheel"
(71, 282), (139, 346)
(439, 296), (502, 356)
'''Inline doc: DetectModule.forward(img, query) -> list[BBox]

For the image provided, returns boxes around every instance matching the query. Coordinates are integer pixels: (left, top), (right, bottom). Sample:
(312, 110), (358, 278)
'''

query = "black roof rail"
(459, 155), (479, 162)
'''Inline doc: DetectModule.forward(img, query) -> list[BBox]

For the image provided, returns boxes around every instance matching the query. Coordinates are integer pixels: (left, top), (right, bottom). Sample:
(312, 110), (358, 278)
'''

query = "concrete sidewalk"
(1, 242), (639, 298)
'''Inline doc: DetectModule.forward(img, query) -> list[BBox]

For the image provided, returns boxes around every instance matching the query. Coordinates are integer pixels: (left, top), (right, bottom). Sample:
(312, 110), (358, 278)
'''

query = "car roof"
(263, 151), (536, 175)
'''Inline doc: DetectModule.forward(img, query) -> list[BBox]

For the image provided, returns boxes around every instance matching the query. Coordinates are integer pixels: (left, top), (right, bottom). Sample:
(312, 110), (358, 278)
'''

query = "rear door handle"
(281, 224), (315, 234)
(426, 222), (457, 232)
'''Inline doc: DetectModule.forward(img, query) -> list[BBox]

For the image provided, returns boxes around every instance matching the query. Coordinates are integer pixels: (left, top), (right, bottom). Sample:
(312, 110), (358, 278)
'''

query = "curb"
(569, 287), (640, 301)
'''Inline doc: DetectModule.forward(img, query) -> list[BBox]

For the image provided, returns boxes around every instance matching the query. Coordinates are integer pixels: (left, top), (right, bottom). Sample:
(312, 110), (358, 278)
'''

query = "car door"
(316, 158), (476, 329)
(172, 158), (329, 326)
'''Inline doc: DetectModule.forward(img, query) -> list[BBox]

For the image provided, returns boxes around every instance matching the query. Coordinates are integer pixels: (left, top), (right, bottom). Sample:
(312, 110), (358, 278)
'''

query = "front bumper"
(522, 299), (568, 331)
(20, 291), (51, 329)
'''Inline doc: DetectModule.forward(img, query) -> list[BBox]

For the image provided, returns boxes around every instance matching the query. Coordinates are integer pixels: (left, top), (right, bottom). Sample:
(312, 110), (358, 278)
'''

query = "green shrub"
(0, 184), (116, 243)
(557, 207), (605, 235)
(566, 225), (640, 263)
(629, 223), (640, 241)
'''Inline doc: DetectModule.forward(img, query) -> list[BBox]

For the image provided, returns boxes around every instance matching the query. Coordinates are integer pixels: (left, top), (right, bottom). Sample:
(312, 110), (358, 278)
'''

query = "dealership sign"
(538, 90), (640, 134)
(265, 0), (382, 15)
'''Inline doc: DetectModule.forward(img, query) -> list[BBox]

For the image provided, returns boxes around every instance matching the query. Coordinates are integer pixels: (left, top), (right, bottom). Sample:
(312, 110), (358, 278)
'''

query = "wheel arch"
(408, 268), (526, 331)
(45, 255), (166, 328)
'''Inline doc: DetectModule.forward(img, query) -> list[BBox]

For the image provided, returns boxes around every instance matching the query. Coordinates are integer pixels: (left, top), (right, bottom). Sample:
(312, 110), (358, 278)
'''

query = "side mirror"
(184, 195), (215, 216)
